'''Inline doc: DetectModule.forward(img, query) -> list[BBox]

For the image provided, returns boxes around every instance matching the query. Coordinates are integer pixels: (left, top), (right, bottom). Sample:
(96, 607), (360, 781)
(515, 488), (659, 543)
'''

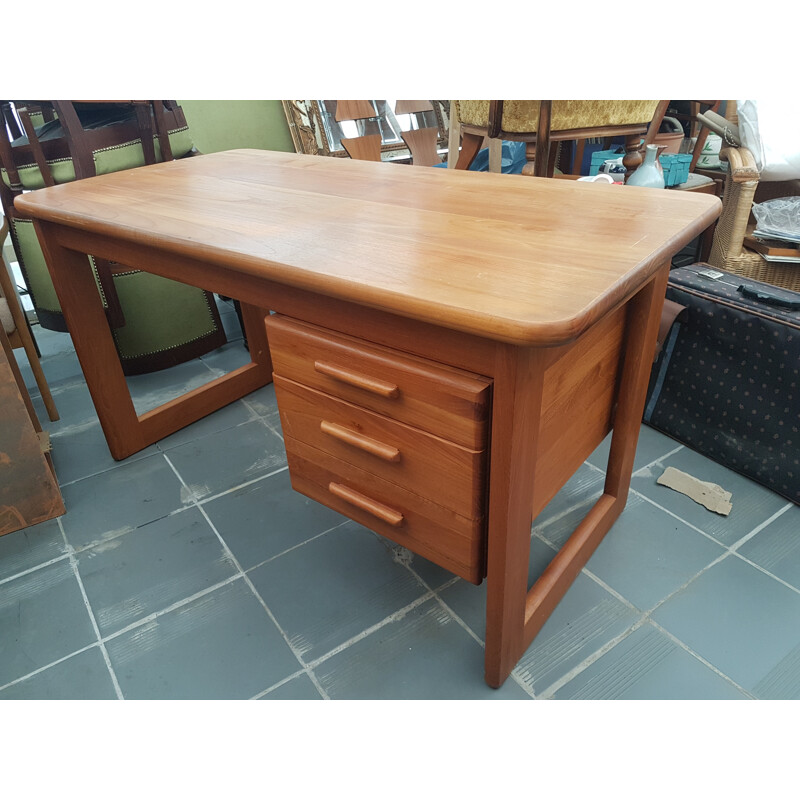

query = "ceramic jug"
(626, 144), (665, 189)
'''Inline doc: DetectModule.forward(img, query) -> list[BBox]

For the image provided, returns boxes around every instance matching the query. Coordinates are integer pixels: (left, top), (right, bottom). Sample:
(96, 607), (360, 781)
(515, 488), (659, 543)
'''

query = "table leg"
(484, 345), (547, 688)
(484, 265), (669, 688)
(36, 228), (147, 458)
(34, 223), (273, 460)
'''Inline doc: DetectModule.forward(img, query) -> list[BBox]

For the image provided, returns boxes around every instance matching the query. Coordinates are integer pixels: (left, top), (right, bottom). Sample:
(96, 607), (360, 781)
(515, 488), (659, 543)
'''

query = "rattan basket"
(708, 147), (800, 292)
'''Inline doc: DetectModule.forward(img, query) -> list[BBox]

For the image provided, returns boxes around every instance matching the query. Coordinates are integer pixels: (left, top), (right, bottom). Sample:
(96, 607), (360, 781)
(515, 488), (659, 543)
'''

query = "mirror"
(281, 101), (451, 161)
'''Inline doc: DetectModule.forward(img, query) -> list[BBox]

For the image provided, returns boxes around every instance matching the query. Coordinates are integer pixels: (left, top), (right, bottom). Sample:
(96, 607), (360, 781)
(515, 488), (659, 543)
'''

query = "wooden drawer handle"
(328, 482), (404, 527)
(320, 420), (401, 462)
(314, 360), (399, 399)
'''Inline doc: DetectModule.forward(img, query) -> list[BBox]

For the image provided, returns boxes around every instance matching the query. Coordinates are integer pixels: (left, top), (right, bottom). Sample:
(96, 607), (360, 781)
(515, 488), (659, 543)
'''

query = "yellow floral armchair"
(453, 100), (669, 177)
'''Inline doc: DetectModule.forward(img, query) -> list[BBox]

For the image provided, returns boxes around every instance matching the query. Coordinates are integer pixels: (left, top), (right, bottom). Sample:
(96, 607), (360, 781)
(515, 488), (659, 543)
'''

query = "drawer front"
(285, 438), (486, 584)
(275, 376), (486, 519)
(266, 314), (491, 450)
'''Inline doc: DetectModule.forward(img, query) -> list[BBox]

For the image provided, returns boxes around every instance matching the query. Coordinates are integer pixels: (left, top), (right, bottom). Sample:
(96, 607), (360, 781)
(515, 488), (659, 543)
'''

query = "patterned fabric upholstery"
(456, 100), (660, 133)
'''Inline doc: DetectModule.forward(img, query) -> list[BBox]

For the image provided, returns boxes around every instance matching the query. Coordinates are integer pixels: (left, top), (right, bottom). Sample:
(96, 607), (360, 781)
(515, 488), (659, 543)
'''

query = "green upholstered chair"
(0, 101), (227, 375)
(453, 100), (669, 178)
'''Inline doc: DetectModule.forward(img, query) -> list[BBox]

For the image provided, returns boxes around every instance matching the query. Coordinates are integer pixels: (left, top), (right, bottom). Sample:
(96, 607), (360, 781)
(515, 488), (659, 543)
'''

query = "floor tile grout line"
(531, 529), (741, 698)
(57, 517), (125, 700)
(383, 545), (538, 698)
(536, 616), (650, 700)
(301, 589), (439, 673)
(0, 551), (73, 587)
(248, 667), (322, 700)
(731, 551), (800, 597)
(97, 573), (261, 645)
(0, 642), (100, 694)
(242, 520), (351, 575)
(645, 617), (757, 699)
(54, 411), (281, 490)
(191, 465), (290, 507)
(628, 487), (727, 546)
(583, 440), (686, 479)
(161, 453), (331, 700)
(728, 502), (793, 552)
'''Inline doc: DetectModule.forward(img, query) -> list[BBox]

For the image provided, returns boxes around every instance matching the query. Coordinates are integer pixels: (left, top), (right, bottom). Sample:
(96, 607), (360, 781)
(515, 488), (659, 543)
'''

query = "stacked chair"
(452, 100), (669, 178)
(0, 214), (58, 420)
(0, 101), (226, 374)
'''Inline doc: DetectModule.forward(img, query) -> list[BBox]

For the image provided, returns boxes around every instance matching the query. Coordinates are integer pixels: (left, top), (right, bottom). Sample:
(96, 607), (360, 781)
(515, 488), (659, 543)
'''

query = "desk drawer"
(266, 315), (490, 450)
(285, 438), (485, 584)
(275, 375), (486, 519)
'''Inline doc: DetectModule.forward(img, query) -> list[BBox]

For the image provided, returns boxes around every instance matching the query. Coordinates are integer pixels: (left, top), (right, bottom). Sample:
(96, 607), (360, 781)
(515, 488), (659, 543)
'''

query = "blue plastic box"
(659, 153), (692, 187)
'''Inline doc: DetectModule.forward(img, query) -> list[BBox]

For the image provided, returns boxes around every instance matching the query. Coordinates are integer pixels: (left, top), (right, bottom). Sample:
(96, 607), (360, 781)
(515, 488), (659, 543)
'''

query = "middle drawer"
(274, 375), (486, 520)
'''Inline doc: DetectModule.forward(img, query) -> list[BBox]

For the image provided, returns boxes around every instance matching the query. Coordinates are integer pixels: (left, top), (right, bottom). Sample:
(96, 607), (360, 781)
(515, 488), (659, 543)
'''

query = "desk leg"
(484, 345), (547, 688)
(35, 224), (273, 460)
(35, 230), (147, 458)
(484, 265), (669, 688)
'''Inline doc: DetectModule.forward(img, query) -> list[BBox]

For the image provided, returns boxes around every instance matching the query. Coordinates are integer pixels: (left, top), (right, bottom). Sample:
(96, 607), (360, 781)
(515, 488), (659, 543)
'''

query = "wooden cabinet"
(0, 327), (64, 536)
(267, 314), (491, 583)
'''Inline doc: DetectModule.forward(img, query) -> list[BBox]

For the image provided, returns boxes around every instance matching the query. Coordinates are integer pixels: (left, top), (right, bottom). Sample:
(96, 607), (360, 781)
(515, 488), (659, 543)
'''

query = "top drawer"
(266, 315), (491, 450)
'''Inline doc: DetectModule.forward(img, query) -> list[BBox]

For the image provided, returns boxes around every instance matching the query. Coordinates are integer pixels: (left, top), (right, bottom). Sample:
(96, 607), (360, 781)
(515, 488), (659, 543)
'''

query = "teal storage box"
(589, 148), (625, 175)
(659, 153), (692, 187)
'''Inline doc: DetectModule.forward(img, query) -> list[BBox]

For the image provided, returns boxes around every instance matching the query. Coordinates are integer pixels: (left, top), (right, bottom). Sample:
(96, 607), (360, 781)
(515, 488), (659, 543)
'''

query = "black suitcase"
(644, 264), (800, 504)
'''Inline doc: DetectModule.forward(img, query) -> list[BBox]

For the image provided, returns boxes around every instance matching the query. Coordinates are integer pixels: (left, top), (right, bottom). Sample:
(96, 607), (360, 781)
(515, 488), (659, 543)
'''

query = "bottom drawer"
(285, 438), (486, 584)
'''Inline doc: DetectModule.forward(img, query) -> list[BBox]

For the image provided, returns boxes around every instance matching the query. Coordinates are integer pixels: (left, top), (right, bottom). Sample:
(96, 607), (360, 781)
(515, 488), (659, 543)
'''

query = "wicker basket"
(708, 147), (800, 292)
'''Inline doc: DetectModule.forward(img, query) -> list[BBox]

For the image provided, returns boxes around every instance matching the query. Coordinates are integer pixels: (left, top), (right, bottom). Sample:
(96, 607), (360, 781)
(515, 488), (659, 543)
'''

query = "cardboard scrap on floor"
(657, 466), (733, 516)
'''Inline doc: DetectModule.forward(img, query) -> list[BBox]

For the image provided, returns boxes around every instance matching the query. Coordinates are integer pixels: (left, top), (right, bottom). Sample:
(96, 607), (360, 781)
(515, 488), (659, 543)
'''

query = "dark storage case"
(644, 264), (799, 504)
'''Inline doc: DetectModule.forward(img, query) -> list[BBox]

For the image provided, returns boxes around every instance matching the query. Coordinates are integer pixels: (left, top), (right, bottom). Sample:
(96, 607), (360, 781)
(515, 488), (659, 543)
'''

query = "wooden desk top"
(16, 149), (720, 346)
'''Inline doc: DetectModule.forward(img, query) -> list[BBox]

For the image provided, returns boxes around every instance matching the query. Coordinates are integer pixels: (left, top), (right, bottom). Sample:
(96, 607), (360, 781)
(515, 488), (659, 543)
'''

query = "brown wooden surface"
(16, 149), (720, 348)
(266, 315), (491, 450)
(286, 439), (485, 583)
(334, 100), (377, 122)
(0, 325), (64, 536)
(400, 128), (441, 166)
(15, 149), (721, 687)
(341, 135), (383, 161)
(394, 101), (434, 115)
(274, 375), (487, 519)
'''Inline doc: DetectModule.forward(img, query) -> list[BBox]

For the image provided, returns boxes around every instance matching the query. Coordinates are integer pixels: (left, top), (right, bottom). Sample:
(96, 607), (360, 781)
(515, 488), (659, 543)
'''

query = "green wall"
(178, 100), (295, 154)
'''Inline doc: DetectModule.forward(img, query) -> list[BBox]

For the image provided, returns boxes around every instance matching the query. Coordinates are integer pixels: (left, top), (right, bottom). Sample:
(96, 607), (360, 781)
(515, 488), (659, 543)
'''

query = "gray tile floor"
(2, 298), (798, 700)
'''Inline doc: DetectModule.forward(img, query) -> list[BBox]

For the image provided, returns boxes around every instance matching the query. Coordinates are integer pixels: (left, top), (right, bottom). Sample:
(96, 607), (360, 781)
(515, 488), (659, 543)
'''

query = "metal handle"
(320, 421), (401, 462)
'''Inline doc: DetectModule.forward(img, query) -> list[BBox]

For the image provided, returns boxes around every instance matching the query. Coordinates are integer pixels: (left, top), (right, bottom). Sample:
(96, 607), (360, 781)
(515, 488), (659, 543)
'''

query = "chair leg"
(454, 132), (484, 170)
(16, 319), (59, 421)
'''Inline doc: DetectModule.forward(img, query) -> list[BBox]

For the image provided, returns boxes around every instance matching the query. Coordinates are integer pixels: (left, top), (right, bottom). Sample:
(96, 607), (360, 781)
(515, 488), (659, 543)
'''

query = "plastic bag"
(752, 197), (800, 240)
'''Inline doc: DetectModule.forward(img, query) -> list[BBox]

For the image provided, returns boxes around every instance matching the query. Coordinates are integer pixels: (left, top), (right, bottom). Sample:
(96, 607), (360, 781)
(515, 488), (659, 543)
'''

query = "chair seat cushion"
(671, 172), (715, 191)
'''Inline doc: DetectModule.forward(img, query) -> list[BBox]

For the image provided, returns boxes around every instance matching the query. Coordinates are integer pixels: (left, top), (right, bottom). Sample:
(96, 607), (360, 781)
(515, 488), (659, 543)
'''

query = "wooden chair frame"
(456, 100), (670, 178)
(0, 216), (58, 420)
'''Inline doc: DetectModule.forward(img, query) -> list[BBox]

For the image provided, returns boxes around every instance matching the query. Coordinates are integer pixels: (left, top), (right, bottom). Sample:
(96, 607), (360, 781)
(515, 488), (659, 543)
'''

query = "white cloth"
(737, 100), (800, 180)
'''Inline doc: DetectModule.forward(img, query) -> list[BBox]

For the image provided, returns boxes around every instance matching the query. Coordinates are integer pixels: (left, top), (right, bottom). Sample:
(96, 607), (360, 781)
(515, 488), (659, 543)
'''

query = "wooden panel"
(266, 315), (491, 449)
(0, 328), (64, 535)
(285, 438), (485, 583)
(335, 100), (376, 122)
(341, 135), (382, 162)
(394, 101), (433, 115)
(275, 375), (486, 518)
(531, 302), (627, 517)
(400, 128), (440, 166)
(15, 149), (721, 347)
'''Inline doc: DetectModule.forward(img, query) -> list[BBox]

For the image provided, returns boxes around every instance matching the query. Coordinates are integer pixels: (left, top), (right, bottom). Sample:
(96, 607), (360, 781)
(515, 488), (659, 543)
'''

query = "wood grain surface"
(16, 149), (721, 346)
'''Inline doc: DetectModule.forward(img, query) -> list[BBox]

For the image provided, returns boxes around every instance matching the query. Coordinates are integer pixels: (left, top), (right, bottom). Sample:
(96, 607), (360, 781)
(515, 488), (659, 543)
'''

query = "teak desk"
(16, 150), (721, 687)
